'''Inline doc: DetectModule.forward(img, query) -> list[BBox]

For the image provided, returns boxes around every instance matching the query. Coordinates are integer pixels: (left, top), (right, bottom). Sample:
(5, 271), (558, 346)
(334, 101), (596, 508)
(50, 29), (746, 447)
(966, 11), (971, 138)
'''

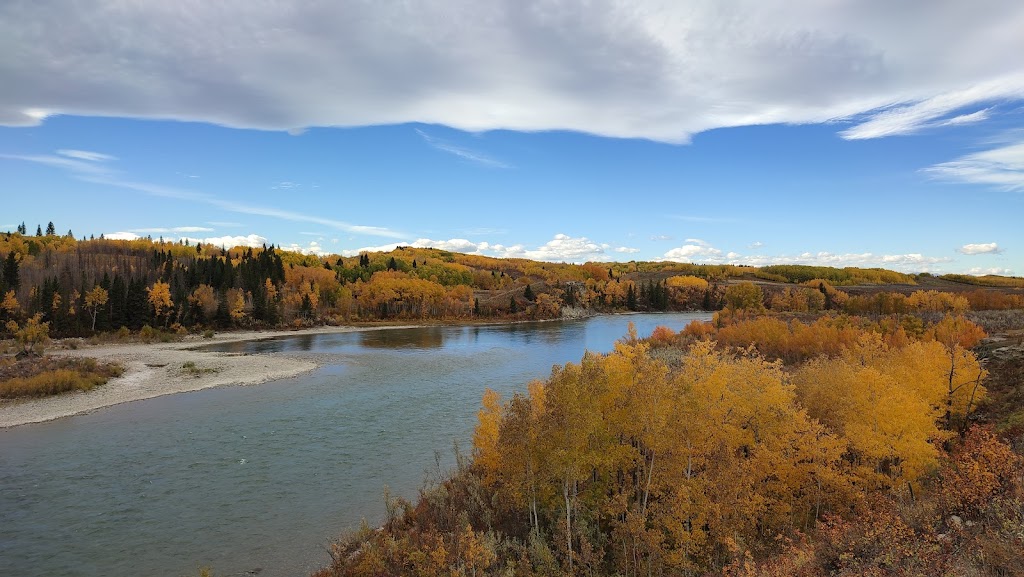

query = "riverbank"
(0, 325), (420, 428)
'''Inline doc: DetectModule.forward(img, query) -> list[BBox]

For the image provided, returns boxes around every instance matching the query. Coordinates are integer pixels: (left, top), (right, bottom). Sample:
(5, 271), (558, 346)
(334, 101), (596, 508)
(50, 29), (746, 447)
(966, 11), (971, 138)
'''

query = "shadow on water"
(1, 312), (711, 577)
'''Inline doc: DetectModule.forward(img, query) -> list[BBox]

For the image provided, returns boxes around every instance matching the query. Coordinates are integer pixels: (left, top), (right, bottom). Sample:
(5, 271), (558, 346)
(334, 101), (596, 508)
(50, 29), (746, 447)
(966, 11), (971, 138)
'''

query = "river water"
(0, 312), (710, 577)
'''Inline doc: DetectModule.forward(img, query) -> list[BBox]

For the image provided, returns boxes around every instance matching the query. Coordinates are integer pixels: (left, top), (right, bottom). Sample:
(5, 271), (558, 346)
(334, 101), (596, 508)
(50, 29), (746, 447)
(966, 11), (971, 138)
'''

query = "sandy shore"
(0, 325), (418, 428)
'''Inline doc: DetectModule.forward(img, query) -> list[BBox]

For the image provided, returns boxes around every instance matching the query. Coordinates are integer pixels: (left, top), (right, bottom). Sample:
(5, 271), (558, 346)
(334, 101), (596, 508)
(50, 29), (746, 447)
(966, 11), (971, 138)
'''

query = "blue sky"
(1, 1), (1022, 275)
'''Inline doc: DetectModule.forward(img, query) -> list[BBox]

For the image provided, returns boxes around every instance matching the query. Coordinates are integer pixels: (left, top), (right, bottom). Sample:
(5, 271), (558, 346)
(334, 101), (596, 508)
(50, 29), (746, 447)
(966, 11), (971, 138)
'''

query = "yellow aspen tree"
(1, 290), (19, 318)
(84, 285), (108, 331)
(147, 280), (173, 325)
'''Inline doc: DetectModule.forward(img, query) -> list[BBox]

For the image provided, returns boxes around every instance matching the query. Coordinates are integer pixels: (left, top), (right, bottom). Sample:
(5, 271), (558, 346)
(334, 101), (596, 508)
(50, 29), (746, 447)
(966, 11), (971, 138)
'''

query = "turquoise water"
(0, 312), (710, 577)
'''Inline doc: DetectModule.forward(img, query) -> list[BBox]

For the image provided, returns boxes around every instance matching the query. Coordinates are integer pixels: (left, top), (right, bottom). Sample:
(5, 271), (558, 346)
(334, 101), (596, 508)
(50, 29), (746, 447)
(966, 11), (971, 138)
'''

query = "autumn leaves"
(471, 314), (989, 574)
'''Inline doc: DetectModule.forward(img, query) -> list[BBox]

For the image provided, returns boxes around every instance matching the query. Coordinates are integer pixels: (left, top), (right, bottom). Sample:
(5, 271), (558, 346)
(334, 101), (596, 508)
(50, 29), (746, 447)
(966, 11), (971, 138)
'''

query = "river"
(0, 312), (711, 577)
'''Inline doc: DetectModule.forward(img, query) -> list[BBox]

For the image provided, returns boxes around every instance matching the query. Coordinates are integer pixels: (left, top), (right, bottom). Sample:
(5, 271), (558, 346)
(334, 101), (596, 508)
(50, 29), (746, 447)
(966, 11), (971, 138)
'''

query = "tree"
(724, 281), (765, 311)
(84, 285), (109, 332)
(2, 251), (18, 291)
(524, 284), (535, 301)
(147, 280), (173, 326)
(45, 221), (56, 236)
(7, 314), (50, 356)
(1, 290), (19, 319)
(17, 222), (26, 234)
(35, 225), (42, 236)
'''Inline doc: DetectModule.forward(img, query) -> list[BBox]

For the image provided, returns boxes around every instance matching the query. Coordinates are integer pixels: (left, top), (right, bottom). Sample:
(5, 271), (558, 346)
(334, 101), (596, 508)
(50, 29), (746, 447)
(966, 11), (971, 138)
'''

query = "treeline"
(316, 312), (1023, 576)
(754, 264), (916, 285)
(2, 230), (1023, 339)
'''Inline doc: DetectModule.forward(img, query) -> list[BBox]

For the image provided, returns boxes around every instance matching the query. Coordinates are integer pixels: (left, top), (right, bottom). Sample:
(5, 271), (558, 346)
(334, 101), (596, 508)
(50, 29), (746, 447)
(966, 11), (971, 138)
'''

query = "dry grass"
(0, 356), (124, 398)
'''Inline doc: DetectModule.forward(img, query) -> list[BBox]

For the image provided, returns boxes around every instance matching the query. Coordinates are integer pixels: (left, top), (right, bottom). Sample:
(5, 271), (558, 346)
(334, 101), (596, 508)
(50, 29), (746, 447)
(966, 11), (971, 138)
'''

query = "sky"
(1, 1), (1022, 275)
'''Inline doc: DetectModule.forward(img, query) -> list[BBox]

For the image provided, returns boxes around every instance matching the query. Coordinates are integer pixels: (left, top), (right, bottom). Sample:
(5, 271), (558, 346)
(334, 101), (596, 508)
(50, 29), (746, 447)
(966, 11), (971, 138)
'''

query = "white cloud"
(663, 239), (951, 272)
(56, 149), (116, 162)
(187, 234), (268, 248)
(105, 231), (269, 248)
(650, 235), (673, 241)
(281, 240), (330, 256)
(340, 234), (633, 263)
(2, 2), (1022, 141)
(967, 267), (1015, 276)
(663, 243), (723, 261)
(840, 77), (1024, 139)
(103, 232), (140, 241)
(748, 241), (765, 249)
(132, 226), (214, 233)
(958, 242), (1002, 255)
(924, 141), (1024, 191)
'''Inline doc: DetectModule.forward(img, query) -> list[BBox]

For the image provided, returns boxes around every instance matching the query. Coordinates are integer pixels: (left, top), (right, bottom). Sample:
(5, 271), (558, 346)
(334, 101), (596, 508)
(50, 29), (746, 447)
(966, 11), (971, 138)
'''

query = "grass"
(181, 361), (218, 377)
(0, 356), (124, 398)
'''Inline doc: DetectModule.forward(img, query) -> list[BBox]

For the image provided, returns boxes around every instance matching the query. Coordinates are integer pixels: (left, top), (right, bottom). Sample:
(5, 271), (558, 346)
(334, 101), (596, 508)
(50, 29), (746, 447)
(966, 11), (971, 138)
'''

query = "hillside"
(1, 231), (1023, 339)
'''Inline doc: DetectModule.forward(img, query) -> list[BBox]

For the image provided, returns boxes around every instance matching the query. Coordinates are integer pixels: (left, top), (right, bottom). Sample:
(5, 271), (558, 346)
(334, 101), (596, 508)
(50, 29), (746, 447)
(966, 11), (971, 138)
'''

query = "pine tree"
(474, 297), (480, 316)
(387, 256), (398, 271)
(626, 284), (637, 311)
(45, 222), (56, 236)
(510, 296), (518, 314)
(3, 251), (18, 291)
(524, 284), (536, 301)
(17, 222), (26, 234)
(36, 225), (42, 236)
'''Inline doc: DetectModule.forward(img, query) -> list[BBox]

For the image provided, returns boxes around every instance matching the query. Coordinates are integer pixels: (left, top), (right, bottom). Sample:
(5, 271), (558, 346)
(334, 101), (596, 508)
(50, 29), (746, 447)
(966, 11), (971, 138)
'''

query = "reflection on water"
(358, 326), (446, 349)
(0, 313), (710, 577)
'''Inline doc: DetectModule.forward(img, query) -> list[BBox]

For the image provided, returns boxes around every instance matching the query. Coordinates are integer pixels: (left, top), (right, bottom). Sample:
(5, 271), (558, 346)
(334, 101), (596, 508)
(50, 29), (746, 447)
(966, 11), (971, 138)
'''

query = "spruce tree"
(36, 225), (42, 236)
(45, 222), (56, 236)
(524, 284), (535, 301)
(3, 251), (18, 290)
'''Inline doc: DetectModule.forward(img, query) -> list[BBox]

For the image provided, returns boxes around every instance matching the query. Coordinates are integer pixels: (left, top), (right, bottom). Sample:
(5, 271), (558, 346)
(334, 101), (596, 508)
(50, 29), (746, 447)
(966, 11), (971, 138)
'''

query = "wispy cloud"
(923, 141), (1024, 191)
(841, 75), (1024, 140)
(2, 151), (406, 239)
(56, 149), (116, 162)
(415, 129), (510, 169)
(748, 241), (764, 249)
(958, 242), (1002, 255)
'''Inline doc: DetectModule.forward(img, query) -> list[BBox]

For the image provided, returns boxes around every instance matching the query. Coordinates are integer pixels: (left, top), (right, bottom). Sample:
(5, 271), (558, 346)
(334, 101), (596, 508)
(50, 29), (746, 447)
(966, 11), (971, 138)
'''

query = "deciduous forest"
(316, 310), (1024, 576)
(2, 227), (1022, 340)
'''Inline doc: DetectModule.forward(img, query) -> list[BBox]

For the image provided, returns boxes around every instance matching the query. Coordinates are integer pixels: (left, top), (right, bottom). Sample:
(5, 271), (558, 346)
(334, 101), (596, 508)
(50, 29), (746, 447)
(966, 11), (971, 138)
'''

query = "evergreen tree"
(45, 222), (56, 236)
(36, 225), (42, 236)
(626, 284), (638, 310)
(524, 284), (535, 301)
(215, 291), (231, 328)
(3, 251), (18, 290)
(387, 256), (397, 271)
(473, 297), (480, 316)
(509, 296), (518, 314)
(17, 222), (26, 234)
